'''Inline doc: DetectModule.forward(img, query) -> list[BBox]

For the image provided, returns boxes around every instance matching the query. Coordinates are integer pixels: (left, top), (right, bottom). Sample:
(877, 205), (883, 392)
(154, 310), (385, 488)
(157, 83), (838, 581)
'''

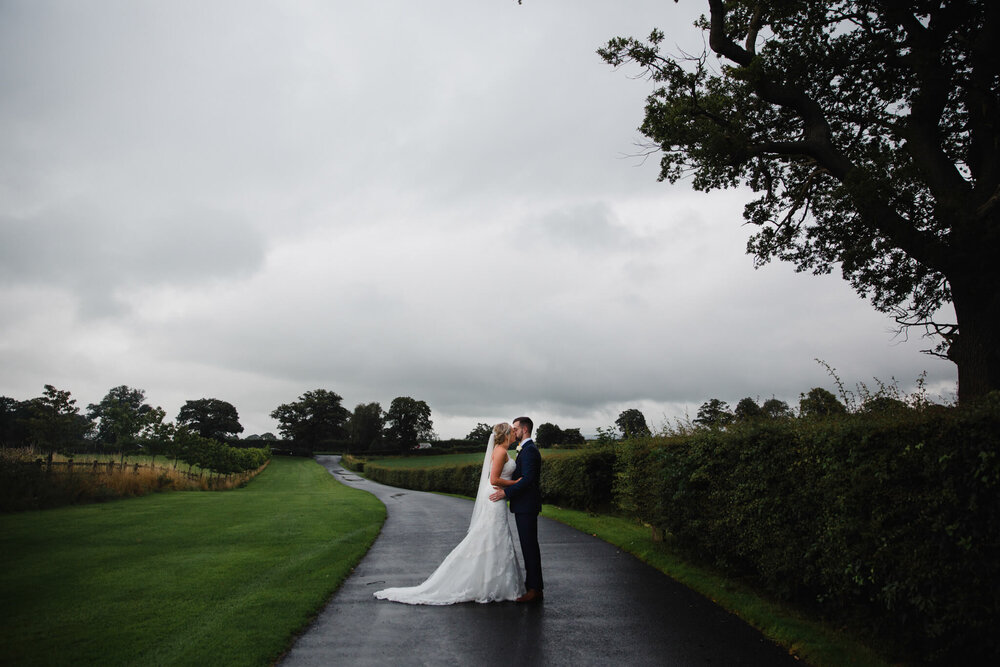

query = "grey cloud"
(0, 1), (958, 438)
(529, 202), (652, 254)
(0, 203), (265, 316)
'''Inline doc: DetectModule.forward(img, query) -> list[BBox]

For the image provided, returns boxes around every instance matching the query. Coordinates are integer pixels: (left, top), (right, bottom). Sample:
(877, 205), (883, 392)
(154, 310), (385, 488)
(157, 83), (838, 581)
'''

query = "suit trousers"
(514, 511), (543, 592)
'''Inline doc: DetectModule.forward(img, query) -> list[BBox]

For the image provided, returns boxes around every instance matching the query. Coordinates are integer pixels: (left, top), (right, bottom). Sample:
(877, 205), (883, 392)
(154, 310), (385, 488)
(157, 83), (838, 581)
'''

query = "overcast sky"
(0, 0), (956, 439)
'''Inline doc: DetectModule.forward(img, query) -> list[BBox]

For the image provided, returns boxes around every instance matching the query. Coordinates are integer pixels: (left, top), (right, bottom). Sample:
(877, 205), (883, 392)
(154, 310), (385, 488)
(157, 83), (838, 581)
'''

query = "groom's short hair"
(514, 416), (533, 434)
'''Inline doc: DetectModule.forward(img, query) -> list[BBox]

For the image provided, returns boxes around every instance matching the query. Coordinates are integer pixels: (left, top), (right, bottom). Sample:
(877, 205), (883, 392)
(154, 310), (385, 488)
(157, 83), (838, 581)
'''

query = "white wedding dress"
(374, 434), (525, 604)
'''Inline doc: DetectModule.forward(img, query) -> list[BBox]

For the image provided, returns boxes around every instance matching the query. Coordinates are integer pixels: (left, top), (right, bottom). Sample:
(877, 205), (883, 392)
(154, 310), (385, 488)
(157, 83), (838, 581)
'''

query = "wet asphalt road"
(278, 455), (801, 666)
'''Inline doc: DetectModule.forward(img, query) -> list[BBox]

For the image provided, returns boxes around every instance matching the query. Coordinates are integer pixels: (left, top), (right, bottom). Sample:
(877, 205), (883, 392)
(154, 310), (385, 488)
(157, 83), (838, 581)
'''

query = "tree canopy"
(86, 385), (162, 452)
(600, 1), (999, 401)
(466, 422), (493, 444)
(383, 397), (434, 449)
(176, 398), (244, 442)
(694, 398), (734, 428)
(799, 387), (848, 419)
(270, 389), (351, 450)
(22, 385), (91, 457)
(349, 402), (385, 452)
(616, 408), (652, 438)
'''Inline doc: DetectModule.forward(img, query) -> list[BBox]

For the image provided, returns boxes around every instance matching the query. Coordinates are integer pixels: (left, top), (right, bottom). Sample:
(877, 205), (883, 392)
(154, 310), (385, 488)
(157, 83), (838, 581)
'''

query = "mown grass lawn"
(0, 456), (385, 666)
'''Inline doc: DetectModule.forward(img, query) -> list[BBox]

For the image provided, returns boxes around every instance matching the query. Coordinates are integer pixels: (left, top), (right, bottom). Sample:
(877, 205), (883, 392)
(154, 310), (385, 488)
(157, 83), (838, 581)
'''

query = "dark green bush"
(362, 462), (481, 496)
(614, 396), (1000, 663)
(362, 447), (620, 512)
(540, 446), (617, 512)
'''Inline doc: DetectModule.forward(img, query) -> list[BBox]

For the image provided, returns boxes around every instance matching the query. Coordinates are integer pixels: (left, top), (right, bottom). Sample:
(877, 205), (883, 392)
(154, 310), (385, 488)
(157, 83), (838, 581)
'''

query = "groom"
(490, 416), (543, 602)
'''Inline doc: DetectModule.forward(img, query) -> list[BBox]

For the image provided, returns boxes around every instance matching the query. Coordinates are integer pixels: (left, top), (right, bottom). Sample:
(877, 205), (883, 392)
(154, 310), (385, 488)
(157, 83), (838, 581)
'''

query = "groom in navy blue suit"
(490, 416), (543, 602)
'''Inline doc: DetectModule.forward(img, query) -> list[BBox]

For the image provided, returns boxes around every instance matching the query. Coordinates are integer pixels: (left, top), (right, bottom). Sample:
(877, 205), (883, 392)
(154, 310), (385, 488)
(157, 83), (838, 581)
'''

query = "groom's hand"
(489, 488), (505, 502)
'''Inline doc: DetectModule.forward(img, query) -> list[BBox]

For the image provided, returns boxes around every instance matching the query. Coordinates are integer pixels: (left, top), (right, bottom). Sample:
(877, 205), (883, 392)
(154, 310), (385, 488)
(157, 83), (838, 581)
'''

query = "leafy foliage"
(798, 387), (847, 419)
(270, 389), (351, 451)
(20, 385), (92, 457)
(761, 397), (794, 419)
(176, 398), (244, 441)
(465, 422), (492, 444)
(614, 397), (1000, 662)
(535, 422), (586, 447)
(383, 396), (434, 449)
(693, 398), (733, 428)
(535, 422), (562, 447)
(600, 1), (1000, 400)
(348, 402), (385, 453)
(615, 408), (651, 438)
(86, 386), (163, 454)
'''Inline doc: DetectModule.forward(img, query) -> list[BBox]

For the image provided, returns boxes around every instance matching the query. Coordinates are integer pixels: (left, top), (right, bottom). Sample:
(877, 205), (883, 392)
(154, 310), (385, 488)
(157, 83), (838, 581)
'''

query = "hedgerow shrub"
(362, 461), (481, 496)
(614, 396), (1000, 662)
(540, 446), (617, 512)
(340, 454), (364, 472)
(361, 447), (619, 512)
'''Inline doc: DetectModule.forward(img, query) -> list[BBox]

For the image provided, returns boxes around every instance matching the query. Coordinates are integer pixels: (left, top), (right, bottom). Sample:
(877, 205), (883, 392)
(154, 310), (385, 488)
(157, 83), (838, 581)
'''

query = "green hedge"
(615, 397), (1000, 663)
(539, 447), (617, 512)
(362, 460), (482, 496)
(360, 447), (618, 512)
(353, 399), (999, 661)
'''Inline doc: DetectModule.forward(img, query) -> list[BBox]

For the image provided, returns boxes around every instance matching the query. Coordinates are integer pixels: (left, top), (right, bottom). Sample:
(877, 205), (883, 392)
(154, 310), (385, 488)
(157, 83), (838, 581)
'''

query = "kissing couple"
(374, 417), (544, 604)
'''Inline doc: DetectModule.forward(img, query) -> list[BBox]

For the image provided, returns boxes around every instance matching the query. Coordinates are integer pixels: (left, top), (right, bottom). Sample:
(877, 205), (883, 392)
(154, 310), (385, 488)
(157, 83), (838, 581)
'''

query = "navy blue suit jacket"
(504, 439), (541, 514)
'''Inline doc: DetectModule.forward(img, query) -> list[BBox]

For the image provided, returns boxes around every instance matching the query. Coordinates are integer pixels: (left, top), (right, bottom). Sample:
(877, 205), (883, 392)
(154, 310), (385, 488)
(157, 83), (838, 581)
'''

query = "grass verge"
(539, 505), (891, 667)
(0, 456), (385, 666)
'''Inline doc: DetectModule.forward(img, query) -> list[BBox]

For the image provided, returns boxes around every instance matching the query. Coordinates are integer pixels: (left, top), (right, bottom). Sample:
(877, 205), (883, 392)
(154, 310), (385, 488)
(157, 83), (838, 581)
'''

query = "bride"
(373, 422), (525, 604)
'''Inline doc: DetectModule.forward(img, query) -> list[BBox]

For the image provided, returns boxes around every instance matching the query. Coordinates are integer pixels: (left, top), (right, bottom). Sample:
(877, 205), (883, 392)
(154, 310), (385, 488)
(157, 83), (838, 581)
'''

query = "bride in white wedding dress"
(373, 423), (525, 604)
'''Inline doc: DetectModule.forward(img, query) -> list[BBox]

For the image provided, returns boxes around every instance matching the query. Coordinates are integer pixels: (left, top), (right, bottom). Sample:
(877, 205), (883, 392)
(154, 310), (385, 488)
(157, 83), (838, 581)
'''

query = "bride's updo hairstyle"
(492, 422), (512, 444)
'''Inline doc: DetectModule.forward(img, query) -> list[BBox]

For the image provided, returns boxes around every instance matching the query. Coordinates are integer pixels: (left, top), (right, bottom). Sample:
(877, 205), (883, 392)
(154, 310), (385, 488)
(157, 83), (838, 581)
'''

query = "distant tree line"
(597, 375), (934, 441)
(4, 375), (921, 459)
(270, 390), (442, 454)
(0, 384), (269, 476)
(2, 384), (464, 459)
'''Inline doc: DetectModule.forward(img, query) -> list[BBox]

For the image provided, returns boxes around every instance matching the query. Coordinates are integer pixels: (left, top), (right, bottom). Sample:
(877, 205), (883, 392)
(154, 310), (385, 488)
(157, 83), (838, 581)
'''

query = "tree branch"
(966, 1), (1000, 203)
(705, 0), (950, 275)
(883, 3), (972, 202)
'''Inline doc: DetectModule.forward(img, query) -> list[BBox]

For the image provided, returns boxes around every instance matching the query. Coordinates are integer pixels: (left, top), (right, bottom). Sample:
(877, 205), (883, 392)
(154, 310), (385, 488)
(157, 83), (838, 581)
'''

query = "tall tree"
(270, 389), (351, 450)
(349, 402), (385, 452)
(600, 1), (1000, 401)
(761, 397), (794, 420)
(22, 385), (92, 460)
(616, 408), (652, 438)
(534, 422), (563, 447)
(176, 398), (244, 442)
(383, 397), (434, 449)
(466, 422), (493, 443)
(0, 396), (30, 447)
(694, 398), (734, 428)
(799, 387), (848, 419)
(86, 385), (161, 454)
(733, 397), (765, 422)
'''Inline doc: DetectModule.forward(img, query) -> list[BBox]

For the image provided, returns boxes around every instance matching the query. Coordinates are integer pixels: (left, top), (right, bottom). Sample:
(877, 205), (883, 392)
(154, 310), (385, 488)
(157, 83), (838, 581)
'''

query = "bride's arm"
(489, 448), (520, 487)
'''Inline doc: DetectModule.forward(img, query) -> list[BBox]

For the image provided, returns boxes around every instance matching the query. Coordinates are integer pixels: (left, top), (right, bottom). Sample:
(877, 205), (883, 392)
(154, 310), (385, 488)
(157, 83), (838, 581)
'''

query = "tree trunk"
(948, 270), (1000, 403)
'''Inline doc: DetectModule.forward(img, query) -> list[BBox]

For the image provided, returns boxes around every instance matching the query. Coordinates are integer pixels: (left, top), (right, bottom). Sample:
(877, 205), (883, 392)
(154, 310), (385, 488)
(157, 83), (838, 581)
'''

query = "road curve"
(279, 455), (800, 666)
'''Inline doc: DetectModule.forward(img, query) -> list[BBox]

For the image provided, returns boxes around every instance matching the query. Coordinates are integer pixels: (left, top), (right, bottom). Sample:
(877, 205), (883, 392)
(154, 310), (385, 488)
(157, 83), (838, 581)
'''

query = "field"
(0, 456), (385, 666)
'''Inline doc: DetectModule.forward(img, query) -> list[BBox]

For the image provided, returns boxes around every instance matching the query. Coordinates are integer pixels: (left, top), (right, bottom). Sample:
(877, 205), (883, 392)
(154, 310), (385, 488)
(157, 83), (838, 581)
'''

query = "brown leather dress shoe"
(516, 589), (544, 603)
